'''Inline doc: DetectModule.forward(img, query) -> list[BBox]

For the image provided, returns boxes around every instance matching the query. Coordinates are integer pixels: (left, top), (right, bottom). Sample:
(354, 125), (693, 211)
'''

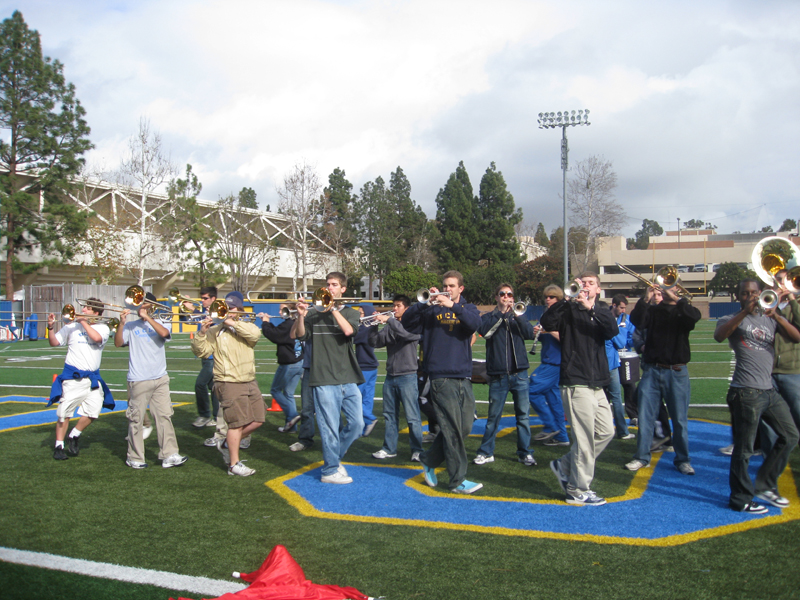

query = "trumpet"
(359, 310), (396, 327)
(757, 289), (779, 313)
(279, 306), (298, 319)
(416, 288), (451, 305)
(168, 287), (202, 313)
(124, 285), (171, 311)
(513, 302), (527, 316)
(564, 281), (583, 299)
(208, 299), (258, 323)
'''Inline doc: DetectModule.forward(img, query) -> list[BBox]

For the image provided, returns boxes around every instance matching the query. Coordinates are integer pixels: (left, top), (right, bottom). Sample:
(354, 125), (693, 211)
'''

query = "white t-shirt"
(55, 322), (110, 372)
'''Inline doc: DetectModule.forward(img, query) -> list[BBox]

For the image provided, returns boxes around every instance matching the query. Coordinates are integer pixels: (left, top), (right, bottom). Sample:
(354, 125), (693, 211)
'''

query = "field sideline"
(1, 320), (799, 600)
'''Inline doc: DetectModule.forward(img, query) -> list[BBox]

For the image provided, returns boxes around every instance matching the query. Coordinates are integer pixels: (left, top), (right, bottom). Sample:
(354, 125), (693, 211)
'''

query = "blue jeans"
(635, 363), (691, 466)
(760, 373), (800, 455)
(478, 371), (532, 458)
(359, 369), (378, 428)
(727, 386), (799, 510)
(195, 357), (218, 418)
(528, 363), (568, 442)
(381, 373), (423, 455)
(296, 368), (315, 448)
(271, 362), (303, 426)
(313, 383), (363, 477)
(421, 378), (475, 490)
(605, 367), (629, 437)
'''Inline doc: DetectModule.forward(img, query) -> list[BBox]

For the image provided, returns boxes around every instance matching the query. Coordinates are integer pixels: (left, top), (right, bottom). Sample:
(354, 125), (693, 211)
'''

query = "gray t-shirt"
(716, 313), (776, 390)
(121, 318), (169, 382)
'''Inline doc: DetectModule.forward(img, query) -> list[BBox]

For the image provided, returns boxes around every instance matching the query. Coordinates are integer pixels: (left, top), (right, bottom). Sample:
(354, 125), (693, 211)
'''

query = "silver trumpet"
(757, 289), (779, 314)
(564, 281), (582, 299)
(360, 310), (396, 327)
(417, 288), (451, 305)
(279, 306), (298, 319)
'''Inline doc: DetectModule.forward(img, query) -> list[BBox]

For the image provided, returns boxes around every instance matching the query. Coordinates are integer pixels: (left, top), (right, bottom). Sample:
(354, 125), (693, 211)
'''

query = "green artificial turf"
(1, 320), (799, 600)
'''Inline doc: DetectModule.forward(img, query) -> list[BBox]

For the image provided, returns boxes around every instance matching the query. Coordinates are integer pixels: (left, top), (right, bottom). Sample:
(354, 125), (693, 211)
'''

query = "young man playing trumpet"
(290, 272), (364, 484)
(47, 298), (114, 461)
(401, 271), (482, 493)
(192, 291), (264, 476)
(474, 283), (536, 466)
(116, 292), (186, 469)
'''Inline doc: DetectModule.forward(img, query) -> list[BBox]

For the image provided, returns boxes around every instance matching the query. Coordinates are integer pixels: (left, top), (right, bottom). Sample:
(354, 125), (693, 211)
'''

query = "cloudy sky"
(4, 0), (799, 239)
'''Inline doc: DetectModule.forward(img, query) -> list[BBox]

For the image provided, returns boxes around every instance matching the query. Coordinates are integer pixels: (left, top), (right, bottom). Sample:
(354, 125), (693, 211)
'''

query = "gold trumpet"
(208, 299), (258, 323)
(168, 287), (202, 313)
(615, 263), (692, 300)
(416, 288), (451, 305)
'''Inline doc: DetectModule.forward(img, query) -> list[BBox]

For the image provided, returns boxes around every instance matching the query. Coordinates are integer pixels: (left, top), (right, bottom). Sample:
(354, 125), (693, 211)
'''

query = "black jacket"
(630, 297), (700, 365)
(539, 298), (618, 387)
(478, 309), (536, 376)
(261, 319), (303, 365)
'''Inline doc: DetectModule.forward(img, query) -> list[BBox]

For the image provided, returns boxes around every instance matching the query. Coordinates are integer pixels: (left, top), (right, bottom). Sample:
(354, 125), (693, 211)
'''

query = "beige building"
(595, 229), (798, 304)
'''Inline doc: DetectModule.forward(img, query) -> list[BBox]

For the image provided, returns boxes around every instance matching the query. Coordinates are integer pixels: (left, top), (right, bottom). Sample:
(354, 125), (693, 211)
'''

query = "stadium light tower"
(538, 109), (591, 286)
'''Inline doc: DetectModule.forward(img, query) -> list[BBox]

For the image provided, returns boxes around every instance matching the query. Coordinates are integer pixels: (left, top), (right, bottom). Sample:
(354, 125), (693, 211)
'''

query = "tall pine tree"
(476, 162), (523, 265)
(434, 161), (480, 271)
(0, 11), (93, 295)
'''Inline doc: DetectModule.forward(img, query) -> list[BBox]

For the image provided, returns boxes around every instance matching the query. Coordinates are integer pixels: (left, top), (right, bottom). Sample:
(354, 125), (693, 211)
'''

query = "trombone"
(60, 305), (120, 332)
(615, 262), (692, 300)
(416, 288), (451, 305)
(309, 287), (362, 311)
(168, 287), (202, 313)
(124, 285), (171, 311)
(208, 299), (259, 323)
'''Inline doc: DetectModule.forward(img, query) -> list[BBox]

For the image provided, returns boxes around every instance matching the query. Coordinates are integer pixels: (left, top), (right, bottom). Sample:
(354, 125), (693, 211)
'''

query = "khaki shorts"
(57, 379), (103, 420)
(214, 380), (265, 429)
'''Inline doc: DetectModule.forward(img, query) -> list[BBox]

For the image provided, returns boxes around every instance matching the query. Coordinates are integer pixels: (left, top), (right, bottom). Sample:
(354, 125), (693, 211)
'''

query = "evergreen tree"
(627, 218), (664, 250)
(238, 186), (258, 209)
(534, 222), (549, 248)
(476, 162), (523, 265)
(323, 167), (358, 252)
(434, 161), (480, 271)
(0, 11), (93, 295)
(389, 166), (427, 261)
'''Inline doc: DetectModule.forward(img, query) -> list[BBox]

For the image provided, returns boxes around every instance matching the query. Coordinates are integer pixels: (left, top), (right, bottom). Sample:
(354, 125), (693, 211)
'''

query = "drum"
(618, 351), (640, 384)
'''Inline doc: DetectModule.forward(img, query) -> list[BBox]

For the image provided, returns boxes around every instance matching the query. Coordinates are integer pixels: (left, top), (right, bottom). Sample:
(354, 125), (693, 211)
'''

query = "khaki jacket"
(774, 299), (800, 374)
(191, 321), (261, 383)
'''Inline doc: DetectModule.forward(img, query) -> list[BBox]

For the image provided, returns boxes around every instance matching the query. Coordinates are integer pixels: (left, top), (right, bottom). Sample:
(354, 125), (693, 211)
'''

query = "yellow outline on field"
(265, 458), (800, 547)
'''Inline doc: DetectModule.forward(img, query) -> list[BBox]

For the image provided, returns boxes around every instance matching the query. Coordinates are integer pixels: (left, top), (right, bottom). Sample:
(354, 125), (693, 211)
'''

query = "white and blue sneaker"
(566, 490), (606, 506)
(422, 464), (437, 487)
(453, 480), (483, 494)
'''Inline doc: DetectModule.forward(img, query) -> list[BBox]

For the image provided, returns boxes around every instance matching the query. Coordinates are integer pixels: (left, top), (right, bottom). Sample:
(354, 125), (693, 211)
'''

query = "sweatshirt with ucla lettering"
(402, 296), (481, 380)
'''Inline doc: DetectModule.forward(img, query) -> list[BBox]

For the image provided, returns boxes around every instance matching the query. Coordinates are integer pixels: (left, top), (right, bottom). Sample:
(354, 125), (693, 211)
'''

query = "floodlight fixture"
(538, 108), (592, 286)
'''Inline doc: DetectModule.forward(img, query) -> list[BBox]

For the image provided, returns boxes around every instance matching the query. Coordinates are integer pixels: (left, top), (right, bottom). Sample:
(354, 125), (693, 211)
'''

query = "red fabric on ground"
(172, 545), (369, 600)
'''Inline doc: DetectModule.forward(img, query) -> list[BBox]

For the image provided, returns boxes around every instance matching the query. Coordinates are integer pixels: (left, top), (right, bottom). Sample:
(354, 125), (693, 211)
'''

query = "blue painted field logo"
(267, 419), (800, 546)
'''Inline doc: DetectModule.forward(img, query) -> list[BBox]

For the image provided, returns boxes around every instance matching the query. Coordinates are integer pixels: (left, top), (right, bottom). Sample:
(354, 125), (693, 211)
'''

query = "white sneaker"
(207, 419), (217, 427)
(162, 453), (188, 468)
(228, 461), (255, 477)
(337, 465), (349, 477)
(473, 454), (494, 465)
(192, 416), (211, 428)
(372, 449), (397, 459)
(625, 459), (649, 471)
(289, 442), (308, 452)
(125, 459), (147, 469)
(142, 426), (153, 440)
(620, 433), (635, 440)
(321, 471), (353, 484)
(719, 444), (734, 456)
(203, 437), (219, 447)
(411, 452), (421, 462)
(240, 436), (251, 449)
(755, 489), (789, 508)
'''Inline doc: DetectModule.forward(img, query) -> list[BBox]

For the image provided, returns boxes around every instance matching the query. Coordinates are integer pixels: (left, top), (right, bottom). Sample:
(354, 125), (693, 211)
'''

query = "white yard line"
(0, 547), (246, 596)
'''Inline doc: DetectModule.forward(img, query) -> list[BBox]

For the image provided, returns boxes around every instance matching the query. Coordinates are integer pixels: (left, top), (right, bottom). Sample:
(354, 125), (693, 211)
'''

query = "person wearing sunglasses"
(474, 284), (536, 467)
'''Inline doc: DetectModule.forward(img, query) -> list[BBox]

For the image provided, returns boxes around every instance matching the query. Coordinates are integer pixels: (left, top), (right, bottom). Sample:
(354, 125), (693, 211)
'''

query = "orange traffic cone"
(190, 332), (194, 339)
(266, 397), (282, 412)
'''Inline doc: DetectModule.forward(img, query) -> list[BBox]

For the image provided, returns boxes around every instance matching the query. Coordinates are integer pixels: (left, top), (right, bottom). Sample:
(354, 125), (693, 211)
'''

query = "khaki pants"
(126, 376), (179, 463)
(557, 386), (614, 495)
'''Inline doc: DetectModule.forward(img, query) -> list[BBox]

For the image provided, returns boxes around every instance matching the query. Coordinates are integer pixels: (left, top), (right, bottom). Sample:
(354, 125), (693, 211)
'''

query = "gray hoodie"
(368, 317), (420, 376)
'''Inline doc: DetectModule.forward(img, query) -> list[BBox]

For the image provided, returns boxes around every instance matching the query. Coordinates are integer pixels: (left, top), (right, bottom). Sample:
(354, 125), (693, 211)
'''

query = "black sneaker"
(738, 501), (768, 514)
(53, 446), (68, 460)
(66, 436), (79, 456)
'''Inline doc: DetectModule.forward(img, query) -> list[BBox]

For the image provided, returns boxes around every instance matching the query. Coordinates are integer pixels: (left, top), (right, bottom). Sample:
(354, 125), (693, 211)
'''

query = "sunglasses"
(497, 291), (514, 298)
(545, 295), (558, 300)
(200, 296), (211, 301)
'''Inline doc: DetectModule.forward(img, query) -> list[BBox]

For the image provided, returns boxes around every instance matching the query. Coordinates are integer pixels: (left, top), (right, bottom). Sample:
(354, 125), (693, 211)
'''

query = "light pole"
(538, 110), (591, 287)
